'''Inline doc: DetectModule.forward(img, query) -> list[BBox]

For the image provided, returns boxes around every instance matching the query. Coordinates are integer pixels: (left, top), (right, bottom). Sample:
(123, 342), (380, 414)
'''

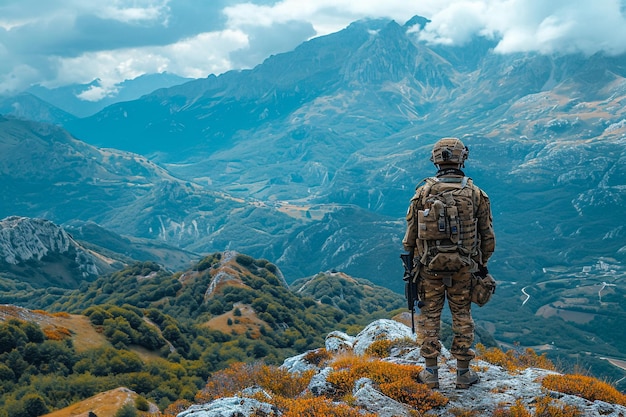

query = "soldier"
(402, 137), (495, 389)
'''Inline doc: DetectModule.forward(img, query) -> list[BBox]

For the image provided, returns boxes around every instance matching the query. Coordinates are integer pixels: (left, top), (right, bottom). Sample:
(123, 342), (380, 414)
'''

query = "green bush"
(114, 402), (137, 417)
(135, 395), (150, 411)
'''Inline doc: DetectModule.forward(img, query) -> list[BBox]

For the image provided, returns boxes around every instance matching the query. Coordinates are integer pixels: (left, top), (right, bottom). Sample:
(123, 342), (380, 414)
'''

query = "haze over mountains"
(1, 15), (625, 387)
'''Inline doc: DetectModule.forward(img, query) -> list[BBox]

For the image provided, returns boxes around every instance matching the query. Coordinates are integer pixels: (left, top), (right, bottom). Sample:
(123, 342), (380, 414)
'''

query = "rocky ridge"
(178, 319), (626, 417)
(0, 216), (118, 285)
(0, 216), (73, 265)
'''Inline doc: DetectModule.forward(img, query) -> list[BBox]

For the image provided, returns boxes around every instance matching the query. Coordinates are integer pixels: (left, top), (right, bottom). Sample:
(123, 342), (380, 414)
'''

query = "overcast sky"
(2, 0), (626, 100)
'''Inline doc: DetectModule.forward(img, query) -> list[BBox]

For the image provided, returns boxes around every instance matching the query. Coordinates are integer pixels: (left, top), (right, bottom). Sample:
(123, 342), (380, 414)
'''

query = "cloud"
(0, 0), (234, 93)
(415, 0), (626, 56)
(52, 28), (249, 100)
(1, 0), (626, 98)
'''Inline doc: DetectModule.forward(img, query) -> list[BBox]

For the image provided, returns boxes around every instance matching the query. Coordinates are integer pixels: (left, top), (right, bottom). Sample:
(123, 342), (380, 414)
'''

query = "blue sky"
(1, 0), (626, 100)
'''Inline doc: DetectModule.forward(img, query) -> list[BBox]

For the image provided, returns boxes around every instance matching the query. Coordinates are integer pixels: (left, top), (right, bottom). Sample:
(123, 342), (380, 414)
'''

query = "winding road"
(521, 286), (530, 306)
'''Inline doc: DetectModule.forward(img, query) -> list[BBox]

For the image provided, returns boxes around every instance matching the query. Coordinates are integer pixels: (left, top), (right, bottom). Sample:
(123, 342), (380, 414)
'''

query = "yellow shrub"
(303, 348), (333, 366)
(196, 362), (315, 403)
(325, 354), (447, 414)
(379, 377), (448, 413)
(161, 399), (192, 417)
(196, 362), (250, 402)
(274, 395), (377, 417)
(533, 396), (581, 417)
(254, 364), (315, 398)
(365, 339), (394, 358)
(492, 400), (532, 417)
(43, 326), (72, 340)
(541, 374), (626, 406)
(476, 344), (555, 372)
(31, 309), (51, 316)
(492, 397), (581, 417)
(328, 355), (422, 397)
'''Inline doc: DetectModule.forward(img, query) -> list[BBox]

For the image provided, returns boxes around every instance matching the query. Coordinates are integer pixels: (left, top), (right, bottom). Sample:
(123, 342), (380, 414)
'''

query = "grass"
(41, 387), (151, 417)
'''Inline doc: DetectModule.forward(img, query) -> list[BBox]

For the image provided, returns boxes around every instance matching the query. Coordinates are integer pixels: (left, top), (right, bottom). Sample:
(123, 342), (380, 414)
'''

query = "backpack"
(415, 176), (478, 273)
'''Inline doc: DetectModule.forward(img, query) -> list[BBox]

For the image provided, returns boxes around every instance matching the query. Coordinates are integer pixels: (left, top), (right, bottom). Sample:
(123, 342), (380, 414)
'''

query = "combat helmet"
(430, 137), (469, 167)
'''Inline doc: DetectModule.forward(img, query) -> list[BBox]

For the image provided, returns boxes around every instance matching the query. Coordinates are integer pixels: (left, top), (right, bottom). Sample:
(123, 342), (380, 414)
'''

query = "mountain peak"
(404, 15), (431, 30)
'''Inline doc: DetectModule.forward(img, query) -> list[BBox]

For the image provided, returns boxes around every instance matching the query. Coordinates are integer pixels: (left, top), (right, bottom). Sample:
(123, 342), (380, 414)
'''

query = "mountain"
(59, 17), (626, 287)
(0, 116), (308, 272)
(25, 72), (193, 118)
(0, 216), (121, 288)
(2, 15), (626, 386)
(291, 270), (404, 316)
(63, 220), (200, 271)
(0, 93), (76, 124)
(0, 116), (399, 291)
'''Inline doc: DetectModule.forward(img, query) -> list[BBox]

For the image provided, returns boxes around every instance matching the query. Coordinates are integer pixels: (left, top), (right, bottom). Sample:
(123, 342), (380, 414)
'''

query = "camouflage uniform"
(403, 168), (495, 362)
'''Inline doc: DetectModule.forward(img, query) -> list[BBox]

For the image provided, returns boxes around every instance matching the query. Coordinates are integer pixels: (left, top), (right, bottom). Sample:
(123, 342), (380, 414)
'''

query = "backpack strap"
(415, 177), (437, 206)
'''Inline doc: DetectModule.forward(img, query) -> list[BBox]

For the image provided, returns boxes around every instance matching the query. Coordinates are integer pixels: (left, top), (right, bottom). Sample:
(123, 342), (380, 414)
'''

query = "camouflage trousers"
(417, 271), (475, 362)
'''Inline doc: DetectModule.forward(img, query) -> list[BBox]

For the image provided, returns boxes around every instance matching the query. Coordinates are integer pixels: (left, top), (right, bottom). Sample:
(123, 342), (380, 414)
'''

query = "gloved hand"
(476, 264), (489, 278)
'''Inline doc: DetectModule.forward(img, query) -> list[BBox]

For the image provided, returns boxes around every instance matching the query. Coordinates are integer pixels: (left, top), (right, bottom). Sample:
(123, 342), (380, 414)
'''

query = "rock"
(280, 350), (319, 374)
(0, 216), (72, 264)
(353, 377), (413, 417)
(176, 396), (278, 417)
(324, 330), (355, 353)
(307, 367), (334, 396)
(352, 319), (416, 355)
(0, 216), (105, 279)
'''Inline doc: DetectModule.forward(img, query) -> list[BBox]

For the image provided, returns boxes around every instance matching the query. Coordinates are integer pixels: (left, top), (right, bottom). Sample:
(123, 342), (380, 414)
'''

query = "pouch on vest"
(427, 244), (471, 272)
(470, 273), (496, 307)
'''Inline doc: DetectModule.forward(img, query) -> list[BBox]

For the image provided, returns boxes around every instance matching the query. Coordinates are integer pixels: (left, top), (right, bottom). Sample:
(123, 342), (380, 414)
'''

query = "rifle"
(400, 252), (424, 334)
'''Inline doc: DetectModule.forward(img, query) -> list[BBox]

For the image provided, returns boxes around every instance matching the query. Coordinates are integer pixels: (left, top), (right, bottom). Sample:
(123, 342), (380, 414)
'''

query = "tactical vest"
(415, 176), (479, 274)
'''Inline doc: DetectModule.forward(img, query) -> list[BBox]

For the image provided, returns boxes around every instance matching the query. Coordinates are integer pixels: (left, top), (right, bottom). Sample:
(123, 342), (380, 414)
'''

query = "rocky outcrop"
(178, 319), (626, 417)
(0, 216), (117, 284)
(0, 216), (73, 265)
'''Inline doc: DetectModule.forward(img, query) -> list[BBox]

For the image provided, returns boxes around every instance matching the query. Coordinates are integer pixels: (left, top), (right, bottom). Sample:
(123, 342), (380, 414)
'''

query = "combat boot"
(456, 368), (479, 389)
(418, 358), (439, 389)
(418, 366), (439, 389)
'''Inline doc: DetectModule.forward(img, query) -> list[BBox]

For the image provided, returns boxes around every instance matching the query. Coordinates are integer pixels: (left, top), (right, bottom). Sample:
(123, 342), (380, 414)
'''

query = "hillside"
(0, 251), (422, 415)
(41, 387), (158, 417)
(291, 271), (402, 314)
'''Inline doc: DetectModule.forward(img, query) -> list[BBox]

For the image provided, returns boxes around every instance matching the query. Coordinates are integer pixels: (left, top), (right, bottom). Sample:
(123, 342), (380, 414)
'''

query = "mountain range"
(0, 72), (193, 122)
(1, 14), (626, 390)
